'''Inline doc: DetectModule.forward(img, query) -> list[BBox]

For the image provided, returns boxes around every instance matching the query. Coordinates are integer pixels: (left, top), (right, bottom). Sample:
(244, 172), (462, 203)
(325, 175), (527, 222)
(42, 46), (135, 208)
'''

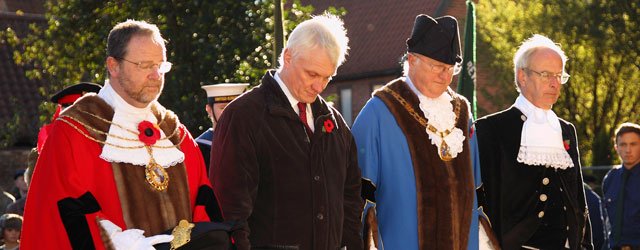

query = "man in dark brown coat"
(209, 14), (363, 250)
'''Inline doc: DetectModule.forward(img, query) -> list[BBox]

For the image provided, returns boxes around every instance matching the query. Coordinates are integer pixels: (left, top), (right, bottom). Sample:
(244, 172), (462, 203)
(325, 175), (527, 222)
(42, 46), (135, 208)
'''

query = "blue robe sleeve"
(352, 98), (382, 195)
(352, 98), (383, 245)
(468, 118), (480, 249)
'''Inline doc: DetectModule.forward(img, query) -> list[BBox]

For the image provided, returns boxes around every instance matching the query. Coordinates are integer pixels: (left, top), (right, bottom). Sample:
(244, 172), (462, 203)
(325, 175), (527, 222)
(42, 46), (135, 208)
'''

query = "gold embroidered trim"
(382, 87), (461, 161)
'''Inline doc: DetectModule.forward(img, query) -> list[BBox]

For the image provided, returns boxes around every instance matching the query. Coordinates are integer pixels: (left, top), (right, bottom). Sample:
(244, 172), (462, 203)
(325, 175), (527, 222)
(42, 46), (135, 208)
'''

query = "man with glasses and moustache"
(475, 34), (592, 249)
(22, 20), (222, 249)
(352, 14), (480, 249)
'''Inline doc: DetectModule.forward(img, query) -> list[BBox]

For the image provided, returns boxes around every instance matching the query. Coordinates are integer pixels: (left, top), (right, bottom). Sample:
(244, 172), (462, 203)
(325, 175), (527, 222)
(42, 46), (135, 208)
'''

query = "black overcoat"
(209, 70), (363, 250)
(475, 106), (593, 249)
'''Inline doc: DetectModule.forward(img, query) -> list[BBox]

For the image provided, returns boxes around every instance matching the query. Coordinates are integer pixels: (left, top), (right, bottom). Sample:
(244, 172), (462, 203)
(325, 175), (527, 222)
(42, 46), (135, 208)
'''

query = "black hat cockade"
(406, 14), (462, 65)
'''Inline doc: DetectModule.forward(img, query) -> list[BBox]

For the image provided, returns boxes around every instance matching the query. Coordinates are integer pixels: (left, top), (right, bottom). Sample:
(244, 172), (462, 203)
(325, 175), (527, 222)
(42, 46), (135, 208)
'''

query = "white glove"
(99, 219), (174, 250)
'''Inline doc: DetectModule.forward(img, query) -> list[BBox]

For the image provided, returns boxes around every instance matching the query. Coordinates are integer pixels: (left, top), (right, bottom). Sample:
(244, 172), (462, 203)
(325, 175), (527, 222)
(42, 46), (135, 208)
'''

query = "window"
(340, 87), (352, 125)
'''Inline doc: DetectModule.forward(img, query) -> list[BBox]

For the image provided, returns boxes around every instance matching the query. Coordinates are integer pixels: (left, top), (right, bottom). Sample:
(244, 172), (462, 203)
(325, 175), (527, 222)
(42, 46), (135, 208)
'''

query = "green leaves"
(1, 0), (318, 145)
(477, 0), (639, 166)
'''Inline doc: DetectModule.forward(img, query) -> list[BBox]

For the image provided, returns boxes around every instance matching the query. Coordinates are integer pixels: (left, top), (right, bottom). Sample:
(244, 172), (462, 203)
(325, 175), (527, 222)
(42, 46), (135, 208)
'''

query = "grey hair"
(513, 34), (567, 92)
(277, 13), (349, 72)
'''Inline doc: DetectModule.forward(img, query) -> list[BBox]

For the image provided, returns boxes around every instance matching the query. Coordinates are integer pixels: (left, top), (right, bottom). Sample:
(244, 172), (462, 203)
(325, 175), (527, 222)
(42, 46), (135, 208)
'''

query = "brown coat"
(210, 71), (363, 250)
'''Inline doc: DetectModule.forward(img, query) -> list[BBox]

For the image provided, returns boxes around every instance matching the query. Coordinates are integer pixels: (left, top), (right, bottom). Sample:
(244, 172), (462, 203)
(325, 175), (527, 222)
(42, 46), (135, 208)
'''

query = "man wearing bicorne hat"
(475, 34), (592, 249)
(351, 14), (480, 249)
(196, 83), (248, 169)
(22, 20), (224, 249)
(37, 82), (102, 152)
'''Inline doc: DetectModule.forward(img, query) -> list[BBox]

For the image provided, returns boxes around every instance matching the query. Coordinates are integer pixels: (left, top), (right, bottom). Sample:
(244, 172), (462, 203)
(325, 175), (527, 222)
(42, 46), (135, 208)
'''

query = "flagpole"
(457, 0), (477, 119)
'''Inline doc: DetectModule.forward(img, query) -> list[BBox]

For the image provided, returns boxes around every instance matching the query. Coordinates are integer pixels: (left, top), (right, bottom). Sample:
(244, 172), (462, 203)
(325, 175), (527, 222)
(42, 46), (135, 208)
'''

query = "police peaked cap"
(406, 14), (462, 65)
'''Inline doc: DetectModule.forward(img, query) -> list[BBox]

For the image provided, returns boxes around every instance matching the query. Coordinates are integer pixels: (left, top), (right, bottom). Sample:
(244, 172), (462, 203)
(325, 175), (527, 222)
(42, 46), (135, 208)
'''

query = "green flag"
(457, 0), (477, 119)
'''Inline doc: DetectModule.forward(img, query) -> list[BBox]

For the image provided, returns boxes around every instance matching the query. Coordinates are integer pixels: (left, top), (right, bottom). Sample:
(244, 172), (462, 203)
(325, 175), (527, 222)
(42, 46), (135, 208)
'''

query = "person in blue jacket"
(352, 14), (480, 250)
(603, 122), (640, 249)
(196, 83), (247, 169)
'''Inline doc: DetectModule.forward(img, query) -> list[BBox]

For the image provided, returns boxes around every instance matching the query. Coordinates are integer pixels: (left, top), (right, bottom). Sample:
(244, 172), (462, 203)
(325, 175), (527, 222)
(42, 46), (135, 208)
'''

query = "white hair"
(277, 13), (349, 71)
(513, 34), (567, 92)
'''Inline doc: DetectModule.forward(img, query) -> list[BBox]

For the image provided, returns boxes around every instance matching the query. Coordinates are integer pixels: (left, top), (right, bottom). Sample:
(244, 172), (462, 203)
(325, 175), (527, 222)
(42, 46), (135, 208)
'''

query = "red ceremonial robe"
(21, 94), (219, 249)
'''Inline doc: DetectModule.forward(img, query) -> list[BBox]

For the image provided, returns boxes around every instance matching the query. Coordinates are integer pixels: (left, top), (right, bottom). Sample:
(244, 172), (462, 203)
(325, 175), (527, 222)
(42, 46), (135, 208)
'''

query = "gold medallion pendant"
(439, 141), (453, 161)
(144, 146), (170, 191)
(145, 158), (169, 191)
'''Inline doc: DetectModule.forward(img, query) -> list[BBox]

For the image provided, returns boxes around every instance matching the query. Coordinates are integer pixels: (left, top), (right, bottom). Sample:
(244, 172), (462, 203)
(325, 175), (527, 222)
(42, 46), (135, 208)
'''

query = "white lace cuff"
(517, 145), (574, 170)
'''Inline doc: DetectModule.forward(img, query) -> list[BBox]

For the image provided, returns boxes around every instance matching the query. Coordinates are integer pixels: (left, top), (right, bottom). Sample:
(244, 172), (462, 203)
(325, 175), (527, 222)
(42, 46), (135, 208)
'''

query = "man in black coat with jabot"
(475, 34), (592, 249)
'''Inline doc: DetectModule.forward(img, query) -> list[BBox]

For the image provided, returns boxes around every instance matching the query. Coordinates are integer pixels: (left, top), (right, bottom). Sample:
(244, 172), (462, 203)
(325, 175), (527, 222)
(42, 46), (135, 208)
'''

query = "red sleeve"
(179, 125), (215, 223)
(22, 119), (122, 250)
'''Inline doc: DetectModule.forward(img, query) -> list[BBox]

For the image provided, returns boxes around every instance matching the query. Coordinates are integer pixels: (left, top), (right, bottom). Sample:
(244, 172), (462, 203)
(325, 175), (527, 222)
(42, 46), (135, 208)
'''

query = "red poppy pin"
(563, 139), (570, 151)
(322, 119), (335, 133)
(138, 120), (161, 146)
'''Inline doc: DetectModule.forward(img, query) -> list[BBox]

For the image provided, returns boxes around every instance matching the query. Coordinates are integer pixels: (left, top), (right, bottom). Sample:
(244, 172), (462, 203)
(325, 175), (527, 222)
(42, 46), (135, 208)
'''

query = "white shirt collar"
(513, 94), (574, 169)
(96, 80), (184, 167)
(98, 79), (153, 114)
(405, 76), (453, 102)
(274, 71), (314, 131)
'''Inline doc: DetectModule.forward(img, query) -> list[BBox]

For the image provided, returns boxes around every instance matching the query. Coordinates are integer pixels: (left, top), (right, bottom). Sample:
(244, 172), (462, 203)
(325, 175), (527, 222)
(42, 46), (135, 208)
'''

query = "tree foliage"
(1, 0), (324, 143)
(477, 0), (639, 166)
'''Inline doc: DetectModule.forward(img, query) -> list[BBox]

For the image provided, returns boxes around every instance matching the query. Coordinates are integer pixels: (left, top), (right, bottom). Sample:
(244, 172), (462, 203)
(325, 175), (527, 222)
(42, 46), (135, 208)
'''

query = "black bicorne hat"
(50, 82), (102, 105)
(406, 14), (462, 65)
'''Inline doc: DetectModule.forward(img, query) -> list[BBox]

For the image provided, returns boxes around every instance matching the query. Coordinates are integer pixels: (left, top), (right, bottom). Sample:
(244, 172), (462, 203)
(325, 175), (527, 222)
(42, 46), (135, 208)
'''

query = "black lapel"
(262, 70), (300, 122)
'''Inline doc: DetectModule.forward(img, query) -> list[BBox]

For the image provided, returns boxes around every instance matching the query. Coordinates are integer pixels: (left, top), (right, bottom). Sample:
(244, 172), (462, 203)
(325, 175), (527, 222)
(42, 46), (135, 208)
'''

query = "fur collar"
(374, 79), (474, 250)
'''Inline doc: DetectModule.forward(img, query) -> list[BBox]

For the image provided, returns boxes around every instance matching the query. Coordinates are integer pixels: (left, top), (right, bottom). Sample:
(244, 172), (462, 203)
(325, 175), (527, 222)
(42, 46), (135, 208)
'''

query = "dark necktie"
(297, 102), (313, 138)
(613, 169), (630, 244)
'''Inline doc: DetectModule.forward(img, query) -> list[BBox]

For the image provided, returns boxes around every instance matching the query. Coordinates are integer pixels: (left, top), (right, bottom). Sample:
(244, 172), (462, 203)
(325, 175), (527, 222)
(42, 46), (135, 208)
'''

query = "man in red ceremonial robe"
(21, 20), (222, 249)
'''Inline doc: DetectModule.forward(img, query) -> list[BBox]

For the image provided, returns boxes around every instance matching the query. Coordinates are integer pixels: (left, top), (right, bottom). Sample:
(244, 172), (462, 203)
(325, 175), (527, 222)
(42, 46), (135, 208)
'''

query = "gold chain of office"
(382, 87), (461, 161)
(57, 112), (185, 192)
(58, 115), (184, 149)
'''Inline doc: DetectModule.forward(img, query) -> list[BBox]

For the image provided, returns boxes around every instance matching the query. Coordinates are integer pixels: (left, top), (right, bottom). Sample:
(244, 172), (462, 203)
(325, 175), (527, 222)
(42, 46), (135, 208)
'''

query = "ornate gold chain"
(58, 116), (185, 149)
(383, 88), (461, 130)
(383, 87), (461, 161)
(58, 109), (180, 192)
(76, 109), (179, 140)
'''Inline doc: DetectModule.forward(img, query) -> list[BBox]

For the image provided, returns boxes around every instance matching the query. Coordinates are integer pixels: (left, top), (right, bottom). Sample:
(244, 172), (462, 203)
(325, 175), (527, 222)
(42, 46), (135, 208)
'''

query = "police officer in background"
(196, 83), (248, 168)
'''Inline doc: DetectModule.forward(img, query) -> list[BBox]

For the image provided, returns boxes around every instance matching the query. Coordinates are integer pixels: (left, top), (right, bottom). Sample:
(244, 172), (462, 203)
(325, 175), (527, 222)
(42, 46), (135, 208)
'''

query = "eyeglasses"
(411, 53), (461, 75)
(523, 68), (570, 84)
(116, 57), (172, 74)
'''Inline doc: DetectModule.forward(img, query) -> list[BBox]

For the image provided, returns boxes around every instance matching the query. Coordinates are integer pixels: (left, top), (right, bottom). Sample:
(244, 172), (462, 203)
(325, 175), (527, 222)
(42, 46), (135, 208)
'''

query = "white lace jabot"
(97, 80), (184, 168)
(514, 95), (573, 169)
(406, 77), (465, 159)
